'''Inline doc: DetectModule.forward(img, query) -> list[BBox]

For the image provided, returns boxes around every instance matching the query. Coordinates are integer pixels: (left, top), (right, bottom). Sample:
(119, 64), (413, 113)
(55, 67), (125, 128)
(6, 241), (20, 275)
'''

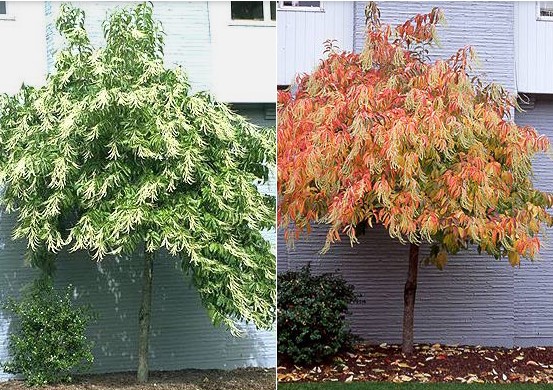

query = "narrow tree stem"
(402, 243), (419, 355)
(137, 249), (154, 383)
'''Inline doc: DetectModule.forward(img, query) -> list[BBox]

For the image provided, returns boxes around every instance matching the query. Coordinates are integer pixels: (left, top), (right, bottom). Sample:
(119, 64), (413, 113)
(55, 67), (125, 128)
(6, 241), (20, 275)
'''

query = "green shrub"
(2, 278), (95, 385)
(277, 265), (360, 366)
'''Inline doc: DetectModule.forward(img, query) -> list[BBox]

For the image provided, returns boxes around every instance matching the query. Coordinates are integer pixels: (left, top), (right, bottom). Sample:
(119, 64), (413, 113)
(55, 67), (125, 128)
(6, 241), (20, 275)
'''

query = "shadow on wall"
(0, 211), (275, 379)
(0, 212), (39, 380)
(279, 222), (553, 348)
(55, 250), (275, 373)
(53, 251), (142, 374)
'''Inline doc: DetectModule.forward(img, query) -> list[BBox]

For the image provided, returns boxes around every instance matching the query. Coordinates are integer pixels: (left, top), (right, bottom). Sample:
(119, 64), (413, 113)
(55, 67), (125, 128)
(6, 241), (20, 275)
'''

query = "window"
(231, 2), (276, 23)
(0, 1), (14, 20)
(537, 1), (553, 20)
(270, 1), (276, 20)
(278, 1), (323, 11)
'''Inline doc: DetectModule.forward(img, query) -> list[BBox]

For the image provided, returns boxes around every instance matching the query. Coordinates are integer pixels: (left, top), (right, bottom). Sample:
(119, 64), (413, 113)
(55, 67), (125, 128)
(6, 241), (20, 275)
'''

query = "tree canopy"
(0, 3), (276, 332)
(278, 6), (553, 267)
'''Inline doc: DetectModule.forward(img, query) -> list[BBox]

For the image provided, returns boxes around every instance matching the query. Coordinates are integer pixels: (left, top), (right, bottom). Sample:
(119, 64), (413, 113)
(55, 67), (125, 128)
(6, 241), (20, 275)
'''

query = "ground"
(279, 383), (553, 389)
(0, 368), (275, 390)
(278, 343), (553, 384)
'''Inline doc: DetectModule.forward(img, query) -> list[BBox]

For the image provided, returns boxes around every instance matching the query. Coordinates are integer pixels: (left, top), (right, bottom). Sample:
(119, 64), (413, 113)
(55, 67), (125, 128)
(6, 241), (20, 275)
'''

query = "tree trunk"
(402, 243), (419, 355)
(137, 249), (154, 383)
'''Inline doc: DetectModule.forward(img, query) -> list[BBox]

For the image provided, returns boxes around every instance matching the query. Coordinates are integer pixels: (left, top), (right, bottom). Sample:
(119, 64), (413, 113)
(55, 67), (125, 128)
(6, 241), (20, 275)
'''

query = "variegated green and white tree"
(0, 4), (275, 382)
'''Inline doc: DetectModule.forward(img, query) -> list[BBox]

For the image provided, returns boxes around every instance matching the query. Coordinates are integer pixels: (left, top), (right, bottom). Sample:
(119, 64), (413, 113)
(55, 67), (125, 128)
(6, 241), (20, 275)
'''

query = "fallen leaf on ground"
(277, 344), (553, 384)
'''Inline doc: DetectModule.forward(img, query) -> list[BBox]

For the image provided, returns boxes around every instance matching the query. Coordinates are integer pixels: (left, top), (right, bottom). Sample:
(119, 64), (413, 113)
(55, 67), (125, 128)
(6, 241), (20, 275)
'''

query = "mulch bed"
(277, 343), (553, 384)
(0, 368), (275, 390)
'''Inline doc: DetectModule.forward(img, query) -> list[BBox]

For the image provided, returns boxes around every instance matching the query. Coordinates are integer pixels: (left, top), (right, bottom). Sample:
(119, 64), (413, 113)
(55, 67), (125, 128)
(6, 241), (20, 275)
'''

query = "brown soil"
(0, 368), (275, 390)
(277, 343), (553, 384)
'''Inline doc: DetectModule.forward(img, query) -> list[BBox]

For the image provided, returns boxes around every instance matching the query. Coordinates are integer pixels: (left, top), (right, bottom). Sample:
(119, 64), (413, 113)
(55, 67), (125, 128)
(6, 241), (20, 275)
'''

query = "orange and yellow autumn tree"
(277, 4), (553, 354)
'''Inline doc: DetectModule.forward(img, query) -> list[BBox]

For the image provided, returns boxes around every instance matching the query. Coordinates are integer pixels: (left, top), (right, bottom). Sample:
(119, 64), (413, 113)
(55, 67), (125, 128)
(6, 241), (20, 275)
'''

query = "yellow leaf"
(436, 251), (448, 270)
(400, 375), (413, 382)
(508, 251), (520, 267)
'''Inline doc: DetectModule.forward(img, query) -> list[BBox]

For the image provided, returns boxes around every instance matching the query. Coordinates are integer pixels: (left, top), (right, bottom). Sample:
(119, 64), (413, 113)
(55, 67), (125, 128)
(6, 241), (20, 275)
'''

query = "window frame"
(277, 1), (324, 12)
(229, 1), (276, 27)
(536, 1), (553, 21)
(0, 2), (15, 21)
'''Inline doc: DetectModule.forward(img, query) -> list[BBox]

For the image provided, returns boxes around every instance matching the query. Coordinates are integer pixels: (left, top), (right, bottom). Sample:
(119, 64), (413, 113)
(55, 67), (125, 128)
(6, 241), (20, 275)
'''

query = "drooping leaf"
(0, 3), (276, 332)
(277, 5), (553, 267)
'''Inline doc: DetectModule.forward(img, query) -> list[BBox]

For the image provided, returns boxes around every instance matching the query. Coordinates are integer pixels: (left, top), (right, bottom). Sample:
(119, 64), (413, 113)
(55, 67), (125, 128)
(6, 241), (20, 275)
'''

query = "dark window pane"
(0, 2), (6, 15)
(231, 2), (264, 20)
(270, 1), (276, 20)
(282, 1), (320, 7)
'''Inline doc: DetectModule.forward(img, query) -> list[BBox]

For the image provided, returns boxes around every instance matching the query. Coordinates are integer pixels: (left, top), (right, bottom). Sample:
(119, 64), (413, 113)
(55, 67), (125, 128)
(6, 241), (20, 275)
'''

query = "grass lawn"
(279, 383), (553, 390)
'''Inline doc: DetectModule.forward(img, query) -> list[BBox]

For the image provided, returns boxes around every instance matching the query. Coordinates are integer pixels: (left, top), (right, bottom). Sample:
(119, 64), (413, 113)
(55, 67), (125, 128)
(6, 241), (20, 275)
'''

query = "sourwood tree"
(0, 3), (276, 381)
(278, 4), (553, 354)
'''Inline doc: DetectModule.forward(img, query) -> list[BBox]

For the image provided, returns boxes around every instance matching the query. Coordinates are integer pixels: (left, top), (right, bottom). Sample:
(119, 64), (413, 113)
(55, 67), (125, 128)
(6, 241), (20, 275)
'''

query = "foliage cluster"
(278, 265), (359, 365)
(2, 278), (94, 386)
(0, 3), (276, 332)
(277, 6), (553, 267)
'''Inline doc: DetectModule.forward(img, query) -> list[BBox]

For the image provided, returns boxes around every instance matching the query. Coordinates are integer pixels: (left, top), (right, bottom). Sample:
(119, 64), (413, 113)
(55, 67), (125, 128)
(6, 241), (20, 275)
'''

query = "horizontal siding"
(280, 225), (517, 347)
(354, 2), (516, 92)
(515, 2), (553, 94)
(277, 2), (354, 86)
(54, 249), (275, 374)
(514, 96), (553, 346)
(0, 213), (38, 382)
(231, 103), (275, 128)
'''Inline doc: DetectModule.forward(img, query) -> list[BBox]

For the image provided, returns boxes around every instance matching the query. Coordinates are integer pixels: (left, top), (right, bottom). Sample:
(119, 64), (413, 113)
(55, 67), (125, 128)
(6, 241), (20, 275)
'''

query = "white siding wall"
(277, 1), (354, 86)
(208, 2), (276, 103)
(515, 2), (553, 94)
(0, 2), (47, 94)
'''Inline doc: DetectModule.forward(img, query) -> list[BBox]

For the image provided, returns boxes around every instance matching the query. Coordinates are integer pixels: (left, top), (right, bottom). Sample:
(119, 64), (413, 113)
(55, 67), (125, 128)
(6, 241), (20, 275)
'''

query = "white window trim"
(277, 1), (324, 12)
(0, 1), (15, 21)
(536, 1), (553, 21)
(228, 1), (276, 27)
